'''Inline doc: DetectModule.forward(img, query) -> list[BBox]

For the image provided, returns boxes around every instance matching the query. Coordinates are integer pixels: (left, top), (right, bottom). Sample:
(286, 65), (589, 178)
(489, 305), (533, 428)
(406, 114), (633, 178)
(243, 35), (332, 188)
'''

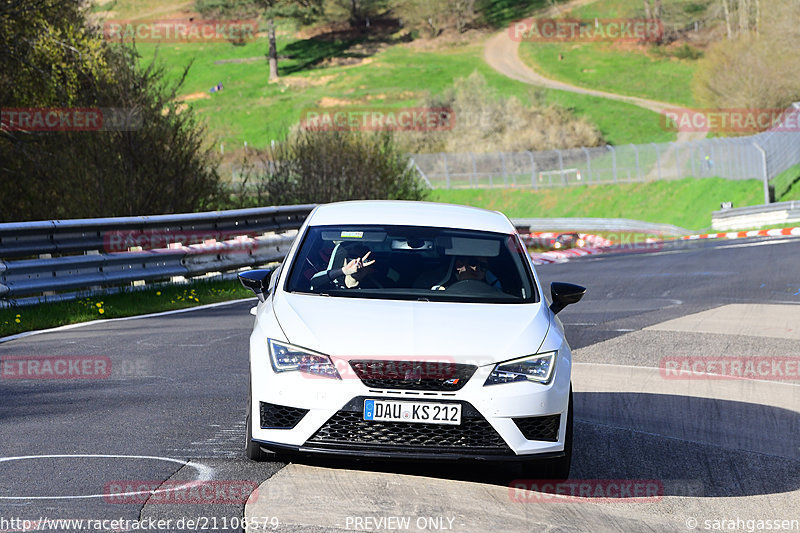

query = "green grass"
(518, 41), (698, 107)
(514, 0), (709, 109)
(429, 177), (765, 231)
(772, 163), (800, 201)
(135, 36), (676, 150)
(0, 279), (253, 337)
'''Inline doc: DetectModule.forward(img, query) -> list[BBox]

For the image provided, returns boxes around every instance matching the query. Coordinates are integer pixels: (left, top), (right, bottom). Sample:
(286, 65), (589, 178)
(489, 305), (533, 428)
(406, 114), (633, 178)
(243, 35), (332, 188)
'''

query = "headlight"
(267, 339), (341, 379)
(484, 352), (556, 386)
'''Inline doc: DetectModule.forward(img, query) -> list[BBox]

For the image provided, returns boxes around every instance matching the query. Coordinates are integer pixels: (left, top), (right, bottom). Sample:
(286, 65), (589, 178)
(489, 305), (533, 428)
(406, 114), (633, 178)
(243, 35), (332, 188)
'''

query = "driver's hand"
(342, 251), (375, 276)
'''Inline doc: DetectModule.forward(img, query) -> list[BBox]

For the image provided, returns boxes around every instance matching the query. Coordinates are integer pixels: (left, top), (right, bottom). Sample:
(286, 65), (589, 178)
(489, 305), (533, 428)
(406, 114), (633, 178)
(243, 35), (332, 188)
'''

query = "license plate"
(363, 399), (461, 425)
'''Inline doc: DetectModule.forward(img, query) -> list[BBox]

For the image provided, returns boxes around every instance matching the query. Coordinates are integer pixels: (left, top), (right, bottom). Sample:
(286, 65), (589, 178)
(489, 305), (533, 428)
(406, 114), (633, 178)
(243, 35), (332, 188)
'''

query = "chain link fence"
(411, 103), (800, 199)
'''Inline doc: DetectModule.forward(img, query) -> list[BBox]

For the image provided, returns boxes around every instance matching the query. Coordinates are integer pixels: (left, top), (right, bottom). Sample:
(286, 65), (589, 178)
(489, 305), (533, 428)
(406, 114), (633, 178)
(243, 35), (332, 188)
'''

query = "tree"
(692, 0), (800, 116)
(322, 0), (390, 28)
(195, 0), (321, 81)
(1, 0), (221, 220)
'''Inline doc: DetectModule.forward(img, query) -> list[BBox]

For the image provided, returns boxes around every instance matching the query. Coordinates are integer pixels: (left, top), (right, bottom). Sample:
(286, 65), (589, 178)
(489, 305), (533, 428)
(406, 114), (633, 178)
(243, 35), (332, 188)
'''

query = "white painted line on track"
(0, 298), (256, 344)
(0, 454), (214, 500)
(714, 238), (800, 250)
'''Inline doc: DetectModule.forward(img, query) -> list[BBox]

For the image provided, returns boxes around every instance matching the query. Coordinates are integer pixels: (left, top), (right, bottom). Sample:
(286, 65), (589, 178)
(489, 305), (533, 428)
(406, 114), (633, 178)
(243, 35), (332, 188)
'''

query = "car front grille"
(349, 360), (477, 391)
(512, 414), (561, 442)
(305, 397), (512, 455)
(259, 402), (308, 429)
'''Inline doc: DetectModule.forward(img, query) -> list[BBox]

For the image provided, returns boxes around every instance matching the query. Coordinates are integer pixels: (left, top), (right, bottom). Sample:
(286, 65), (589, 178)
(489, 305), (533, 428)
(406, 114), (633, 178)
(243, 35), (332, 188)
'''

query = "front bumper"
(249, 348), (572, 459)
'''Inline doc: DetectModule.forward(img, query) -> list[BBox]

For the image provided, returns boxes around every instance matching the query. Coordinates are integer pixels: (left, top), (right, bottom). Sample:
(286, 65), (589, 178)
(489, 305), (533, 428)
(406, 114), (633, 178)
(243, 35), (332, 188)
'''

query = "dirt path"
(483, 0), (705, 145)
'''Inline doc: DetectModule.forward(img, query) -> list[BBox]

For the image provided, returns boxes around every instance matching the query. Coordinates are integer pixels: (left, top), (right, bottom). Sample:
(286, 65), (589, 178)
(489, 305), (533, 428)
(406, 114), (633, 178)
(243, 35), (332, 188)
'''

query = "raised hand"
(342, 251), (375, 276)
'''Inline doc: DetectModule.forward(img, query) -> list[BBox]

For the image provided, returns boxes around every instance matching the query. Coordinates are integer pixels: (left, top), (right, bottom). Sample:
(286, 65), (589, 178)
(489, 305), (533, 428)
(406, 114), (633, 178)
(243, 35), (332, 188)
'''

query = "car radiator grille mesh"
(348, 360), (477, 391)
(306, 398), (512, 454)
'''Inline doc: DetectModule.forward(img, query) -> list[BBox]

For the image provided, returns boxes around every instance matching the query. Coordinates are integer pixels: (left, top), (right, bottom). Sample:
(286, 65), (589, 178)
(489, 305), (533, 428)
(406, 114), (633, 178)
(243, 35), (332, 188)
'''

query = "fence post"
(582, 147), (592, 183)
(652, 143), (662, 181)
(469, 152), (477, 187)
(670, 142), (681, 180)
(631, 144), (641, 181)
(409, 158), (433, 189)
(442, 152), (450, 189)
(607, 146), (617, 183)
(500, 152), (508, 186)
(526, 150), (537, 189)
(753, 142), (770, 204)
(557, 150), (566, 185)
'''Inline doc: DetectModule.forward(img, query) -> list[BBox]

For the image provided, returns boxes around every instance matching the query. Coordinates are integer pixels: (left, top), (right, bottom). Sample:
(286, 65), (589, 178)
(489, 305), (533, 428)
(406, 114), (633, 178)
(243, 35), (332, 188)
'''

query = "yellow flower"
(15, 318), (21, 323)
(156, 291), (161, 296)
(15, 314), (21, 318)
(98, 308), (105, 315)
(96, 303), (102, 308)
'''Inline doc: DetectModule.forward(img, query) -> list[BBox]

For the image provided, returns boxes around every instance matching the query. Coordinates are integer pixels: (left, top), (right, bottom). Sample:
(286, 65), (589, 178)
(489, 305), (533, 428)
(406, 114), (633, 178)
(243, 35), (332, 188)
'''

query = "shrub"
(398, 72), (603, 153)
(250, 130), (428, 205)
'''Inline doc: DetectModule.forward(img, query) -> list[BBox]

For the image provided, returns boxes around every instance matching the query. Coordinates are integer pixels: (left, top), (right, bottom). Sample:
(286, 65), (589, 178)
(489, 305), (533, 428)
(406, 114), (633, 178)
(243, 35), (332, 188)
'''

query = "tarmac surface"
(1, 235), (798, 532)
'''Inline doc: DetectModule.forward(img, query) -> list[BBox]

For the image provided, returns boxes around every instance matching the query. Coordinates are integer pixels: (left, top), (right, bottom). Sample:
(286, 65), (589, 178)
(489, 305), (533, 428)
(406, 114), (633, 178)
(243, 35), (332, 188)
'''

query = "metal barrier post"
(608, 146), (617, 183)
(582, 147), (592, 183)
(753, 142), (771, 204)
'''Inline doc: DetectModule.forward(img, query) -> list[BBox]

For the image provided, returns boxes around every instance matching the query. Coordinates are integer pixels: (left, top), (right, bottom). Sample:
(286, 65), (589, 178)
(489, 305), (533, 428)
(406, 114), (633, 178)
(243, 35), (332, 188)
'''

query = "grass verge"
(0, 279), (253, 338)
(136, 36), (675, 151)
(517, 41), (698, 108)
(772, 163), (800, 201)
(429, 177), (765, 230)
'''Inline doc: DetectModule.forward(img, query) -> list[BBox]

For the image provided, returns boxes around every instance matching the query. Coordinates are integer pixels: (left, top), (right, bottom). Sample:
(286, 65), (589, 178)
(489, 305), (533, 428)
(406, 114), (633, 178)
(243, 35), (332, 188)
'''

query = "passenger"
(311, 243), (378, 289)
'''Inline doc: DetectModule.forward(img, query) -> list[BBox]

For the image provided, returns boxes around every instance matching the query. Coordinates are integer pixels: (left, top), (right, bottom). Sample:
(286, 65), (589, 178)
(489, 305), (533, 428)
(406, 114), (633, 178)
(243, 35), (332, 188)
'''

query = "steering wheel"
(444, 279), (498, 295)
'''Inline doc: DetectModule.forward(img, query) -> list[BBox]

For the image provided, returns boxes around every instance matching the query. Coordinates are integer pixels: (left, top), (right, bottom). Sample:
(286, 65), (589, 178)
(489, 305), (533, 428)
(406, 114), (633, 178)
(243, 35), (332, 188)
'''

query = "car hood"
(271, 292), (550, 366)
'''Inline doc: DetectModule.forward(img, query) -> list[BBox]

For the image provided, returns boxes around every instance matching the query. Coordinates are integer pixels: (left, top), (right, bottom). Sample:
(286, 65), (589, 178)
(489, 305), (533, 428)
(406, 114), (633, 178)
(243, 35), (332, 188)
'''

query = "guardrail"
(711, 201), (800, 231)
(1, 206), (695, 308)
(510, 218), (689, 237)
(0, 205), (315, 307)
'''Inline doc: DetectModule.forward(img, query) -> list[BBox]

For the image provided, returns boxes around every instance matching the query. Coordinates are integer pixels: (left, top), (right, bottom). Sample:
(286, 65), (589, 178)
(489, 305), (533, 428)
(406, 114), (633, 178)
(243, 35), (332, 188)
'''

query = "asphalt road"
(1, 235), (798, 532)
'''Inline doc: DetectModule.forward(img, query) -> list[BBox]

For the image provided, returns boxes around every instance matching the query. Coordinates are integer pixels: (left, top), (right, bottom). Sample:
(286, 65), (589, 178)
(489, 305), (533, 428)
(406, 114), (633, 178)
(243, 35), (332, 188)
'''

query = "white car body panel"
(246, 200), (576, 459)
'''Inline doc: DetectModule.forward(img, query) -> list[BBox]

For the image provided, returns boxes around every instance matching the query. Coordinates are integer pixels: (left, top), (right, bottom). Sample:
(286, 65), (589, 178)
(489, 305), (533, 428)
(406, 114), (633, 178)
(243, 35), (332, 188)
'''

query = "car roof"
(306, 201), (516, 234)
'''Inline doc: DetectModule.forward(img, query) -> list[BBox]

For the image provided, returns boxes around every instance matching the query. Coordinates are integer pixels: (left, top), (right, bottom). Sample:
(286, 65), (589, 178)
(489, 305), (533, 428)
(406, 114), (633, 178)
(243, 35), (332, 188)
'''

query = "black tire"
(245, 411), (271, 462)
(522, 386), (573, 480)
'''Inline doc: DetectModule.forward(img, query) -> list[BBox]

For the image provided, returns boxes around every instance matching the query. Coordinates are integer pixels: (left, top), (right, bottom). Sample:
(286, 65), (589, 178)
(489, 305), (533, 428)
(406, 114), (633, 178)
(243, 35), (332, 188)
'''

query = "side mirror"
(549, 282), (586, 315)
(238, 269), (272, 302)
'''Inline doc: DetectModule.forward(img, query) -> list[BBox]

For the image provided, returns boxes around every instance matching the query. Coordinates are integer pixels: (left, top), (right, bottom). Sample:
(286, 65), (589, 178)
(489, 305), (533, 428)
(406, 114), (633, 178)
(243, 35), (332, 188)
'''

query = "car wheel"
(521, 385), (573, 481)
(245, 411), (271, 462)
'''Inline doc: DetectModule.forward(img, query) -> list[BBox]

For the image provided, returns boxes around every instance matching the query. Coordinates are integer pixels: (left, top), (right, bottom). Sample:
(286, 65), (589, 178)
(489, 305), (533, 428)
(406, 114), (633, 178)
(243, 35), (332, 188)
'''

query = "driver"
(438, 256), (502, 291)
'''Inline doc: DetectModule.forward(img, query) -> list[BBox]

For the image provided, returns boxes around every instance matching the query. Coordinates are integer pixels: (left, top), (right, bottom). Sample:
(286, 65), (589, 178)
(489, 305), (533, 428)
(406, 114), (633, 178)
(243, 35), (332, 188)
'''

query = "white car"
(238, 201), (585, 478)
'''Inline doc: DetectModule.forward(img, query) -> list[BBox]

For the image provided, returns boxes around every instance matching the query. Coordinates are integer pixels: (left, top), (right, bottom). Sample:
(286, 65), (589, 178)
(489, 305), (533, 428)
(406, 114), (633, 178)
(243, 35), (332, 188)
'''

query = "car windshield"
(286, 224), (538, 303)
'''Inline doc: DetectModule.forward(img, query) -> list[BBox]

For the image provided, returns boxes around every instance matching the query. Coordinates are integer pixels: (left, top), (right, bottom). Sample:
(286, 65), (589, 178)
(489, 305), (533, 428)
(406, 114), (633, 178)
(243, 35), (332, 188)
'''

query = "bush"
(245, 130), (428, 205)
(398, 72), (603, 153)
(672, 44), (703, 60)
(691, 1), (800, 116)
(0, 4), (221, 221)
